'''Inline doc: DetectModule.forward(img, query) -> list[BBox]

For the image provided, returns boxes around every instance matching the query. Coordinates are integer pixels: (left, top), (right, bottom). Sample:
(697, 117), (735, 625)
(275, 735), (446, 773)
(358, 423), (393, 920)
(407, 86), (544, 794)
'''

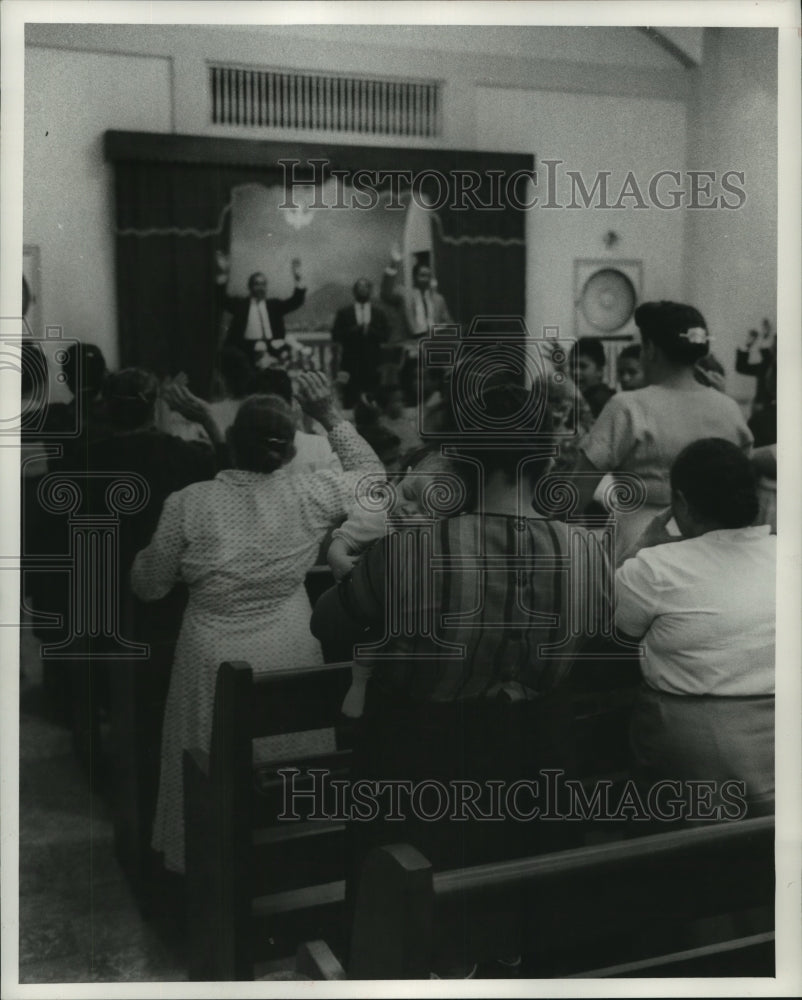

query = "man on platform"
(215, 252), (306, 369)
(331, 278), (390, 408)
(380, 246), (454, 352)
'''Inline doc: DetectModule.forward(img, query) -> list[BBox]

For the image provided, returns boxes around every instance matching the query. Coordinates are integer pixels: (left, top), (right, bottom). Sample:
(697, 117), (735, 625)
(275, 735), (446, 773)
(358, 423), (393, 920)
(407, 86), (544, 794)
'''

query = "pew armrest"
(296, 940), (346, 980)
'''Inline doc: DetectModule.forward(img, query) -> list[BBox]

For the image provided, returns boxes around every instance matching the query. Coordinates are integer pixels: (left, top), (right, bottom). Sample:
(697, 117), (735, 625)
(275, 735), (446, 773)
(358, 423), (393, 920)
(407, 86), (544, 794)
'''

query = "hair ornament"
(679, 326), (711, 344)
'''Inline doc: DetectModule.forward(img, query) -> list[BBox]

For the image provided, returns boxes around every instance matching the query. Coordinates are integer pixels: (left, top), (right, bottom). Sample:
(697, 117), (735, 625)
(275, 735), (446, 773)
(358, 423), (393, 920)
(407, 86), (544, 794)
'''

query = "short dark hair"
(219, 347), (256, 399)
(103, 368), (159, 428)
(618, 343), (641, 362)
(62, 342), (107, 396)
(229, 394), (297, 473)
(247, 271), (266, 288)
(454, 376), (554, 483)
(670, 438), (758, 529)
(254, 367), (293, 404)
(571, 337), (606, 369)
(635, 301), (710, 366)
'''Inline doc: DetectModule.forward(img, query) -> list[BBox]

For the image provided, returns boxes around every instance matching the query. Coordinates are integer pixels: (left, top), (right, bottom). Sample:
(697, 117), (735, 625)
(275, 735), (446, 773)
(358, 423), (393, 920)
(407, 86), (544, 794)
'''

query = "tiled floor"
(18, 673), (187, 984)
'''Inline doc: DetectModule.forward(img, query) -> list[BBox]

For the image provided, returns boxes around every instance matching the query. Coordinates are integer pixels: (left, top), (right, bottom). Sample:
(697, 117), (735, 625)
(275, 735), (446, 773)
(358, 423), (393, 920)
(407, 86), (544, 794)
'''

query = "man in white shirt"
(614, 438), (775, 811)
(380, 247), (453, 350)
(216, 254), (306, 369)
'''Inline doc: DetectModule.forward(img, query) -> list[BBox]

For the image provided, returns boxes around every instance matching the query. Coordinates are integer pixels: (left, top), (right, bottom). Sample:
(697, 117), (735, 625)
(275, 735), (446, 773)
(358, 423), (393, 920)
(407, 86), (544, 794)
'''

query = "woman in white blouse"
(131, 373), (382, 873)
(616, 438), (775, 816)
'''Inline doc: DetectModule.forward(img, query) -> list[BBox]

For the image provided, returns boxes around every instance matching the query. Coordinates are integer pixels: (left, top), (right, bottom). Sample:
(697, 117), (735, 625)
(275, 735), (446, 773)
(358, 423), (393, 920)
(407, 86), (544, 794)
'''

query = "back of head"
(571, 337), (606, 370)
(670, 438), (758, 529)
(63, 342), (107, 397)
(619, 343), (641, 362)
(455, 374), (554, 482)
(635, 300), (710, 366)
(103, 368), (159, 429)
(229, 394), (297, 473)
(254, 367), (293, 404)
(219, 347), (257, 399)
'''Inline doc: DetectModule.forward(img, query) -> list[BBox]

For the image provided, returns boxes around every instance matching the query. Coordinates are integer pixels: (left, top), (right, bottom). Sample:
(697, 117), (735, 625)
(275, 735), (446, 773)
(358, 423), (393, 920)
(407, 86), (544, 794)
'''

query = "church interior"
(9, 15), (790, 988)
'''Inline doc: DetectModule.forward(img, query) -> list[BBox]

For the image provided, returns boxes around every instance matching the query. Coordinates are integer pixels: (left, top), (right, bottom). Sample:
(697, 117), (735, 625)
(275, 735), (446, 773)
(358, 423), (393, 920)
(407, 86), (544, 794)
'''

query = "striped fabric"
(338, 513), (612, 701)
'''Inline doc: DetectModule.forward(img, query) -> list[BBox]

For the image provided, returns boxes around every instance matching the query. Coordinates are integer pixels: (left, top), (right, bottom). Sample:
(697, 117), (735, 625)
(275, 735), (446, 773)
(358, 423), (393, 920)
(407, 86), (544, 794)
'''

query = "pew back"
(184, 659), (642, 980)
(184, 658), (353, 980)
(349, 816), (775, 979)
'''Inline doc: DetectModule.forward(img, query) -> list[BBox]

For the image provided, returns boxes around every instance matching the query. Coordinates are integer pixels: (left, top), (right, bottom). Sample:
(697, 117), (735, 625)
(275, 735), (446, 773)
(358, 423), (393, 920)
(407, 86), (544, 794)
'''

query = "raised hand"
(389, 243), (402, 265)
(164, 383), (223, 444)
(291, 257), (303, 282)
(294, 371), (341, 430)
(215, 251), (230, 274)
(163, 383), (208, 423)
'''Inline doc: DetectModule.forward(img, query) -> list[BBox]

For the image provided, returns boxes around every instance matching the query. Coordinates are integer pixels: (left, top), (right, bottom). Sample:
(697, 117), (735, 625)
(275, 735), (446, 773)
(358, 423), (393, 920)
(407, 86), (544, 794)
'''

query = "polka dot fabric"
(131, 422), (381, 872)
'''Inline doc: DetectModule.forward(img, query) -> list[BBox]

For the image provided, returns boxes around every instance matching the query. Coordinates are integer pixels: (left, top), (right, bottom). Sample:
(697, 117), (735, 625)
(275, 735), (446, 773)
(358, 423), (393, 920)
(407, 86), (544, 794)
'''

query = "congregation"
(19, 291), (777, 978)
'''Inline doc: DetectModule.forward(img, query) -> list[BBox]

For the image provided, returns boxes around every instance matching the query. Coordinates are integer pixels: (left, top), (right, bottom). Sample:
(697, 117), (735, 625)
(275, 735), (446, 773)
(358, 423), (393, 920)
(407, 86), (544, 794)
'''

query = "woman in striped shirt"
(311, 377), (613, 924)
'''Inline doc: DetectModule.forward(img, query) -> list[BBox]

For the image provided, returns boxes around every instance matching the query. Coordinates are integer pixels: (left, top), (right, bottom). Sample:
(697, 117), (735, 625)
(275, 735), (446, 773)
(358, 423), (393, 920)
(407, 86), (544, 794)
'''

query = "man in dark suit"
(331, 278), (390, 408)
(215, 253), (306, 369)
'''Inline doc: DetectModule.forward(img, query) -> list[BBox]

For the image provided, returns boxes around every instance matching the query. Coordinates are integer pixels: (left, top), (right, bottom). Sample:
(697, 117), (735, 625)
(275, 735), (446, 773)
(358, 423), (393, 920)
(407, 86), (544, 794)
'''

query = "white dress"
(131, 422), (381, 872)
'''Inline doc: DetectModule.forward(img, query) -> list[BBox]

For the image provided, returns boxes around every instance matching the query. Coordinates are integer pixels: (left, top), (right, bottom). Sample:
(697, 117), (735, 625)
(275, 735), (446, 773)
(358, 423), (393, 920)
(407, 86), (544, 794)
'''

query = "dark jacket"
(331, 301), (390, 397)
(218, 283), (306, 356)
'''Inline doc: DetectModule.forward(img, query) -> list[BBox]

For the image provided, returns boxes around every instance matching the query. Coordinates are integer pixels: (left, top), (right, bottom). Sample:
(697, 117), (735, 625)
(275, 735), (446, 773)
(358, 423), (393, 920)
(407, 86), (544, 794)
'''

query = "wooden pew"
(183, 658), (353, 981)
(348, 816), (775, 979)
(182, 656), (641, 980)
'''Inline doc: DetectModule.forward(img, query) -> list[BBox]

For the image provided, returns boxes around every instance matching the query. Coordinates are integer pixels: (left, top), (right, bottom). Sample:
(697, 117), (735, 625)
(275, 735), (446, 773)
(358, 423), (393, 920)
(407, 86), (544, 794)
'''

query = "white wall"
(684, 28), (777, 405)
(476, 88), (688, 342)
(28, 25), (748, 385)
(24, 47), (172, 375)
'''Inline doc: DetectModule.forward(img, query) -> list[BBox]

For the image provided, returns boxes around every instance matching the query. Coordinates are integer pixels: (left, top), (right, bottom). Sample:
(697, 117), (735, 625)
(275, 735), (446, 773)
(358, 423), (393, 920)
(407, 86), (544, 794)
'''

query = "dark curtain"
(114, 161), (284, 396)
(426, 161), (527, 330)
(109, 134), (531, 397)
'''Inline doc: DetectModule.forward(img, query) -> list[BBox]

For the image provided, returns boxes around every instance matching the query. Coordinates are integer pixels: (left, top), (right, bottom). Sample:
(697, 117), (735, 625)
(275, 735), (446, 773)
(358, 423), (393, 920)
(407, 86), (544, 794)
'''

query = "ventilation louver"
(210, 64), (441, 138)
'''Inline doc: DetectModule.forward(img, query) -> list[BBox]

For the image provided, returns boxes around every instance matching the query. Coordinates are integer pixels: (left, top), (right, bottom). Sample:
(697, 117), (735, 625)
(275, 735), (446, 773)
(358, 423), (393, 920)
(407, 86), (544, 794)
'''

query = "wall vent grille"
(210, 64), (441, 138)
